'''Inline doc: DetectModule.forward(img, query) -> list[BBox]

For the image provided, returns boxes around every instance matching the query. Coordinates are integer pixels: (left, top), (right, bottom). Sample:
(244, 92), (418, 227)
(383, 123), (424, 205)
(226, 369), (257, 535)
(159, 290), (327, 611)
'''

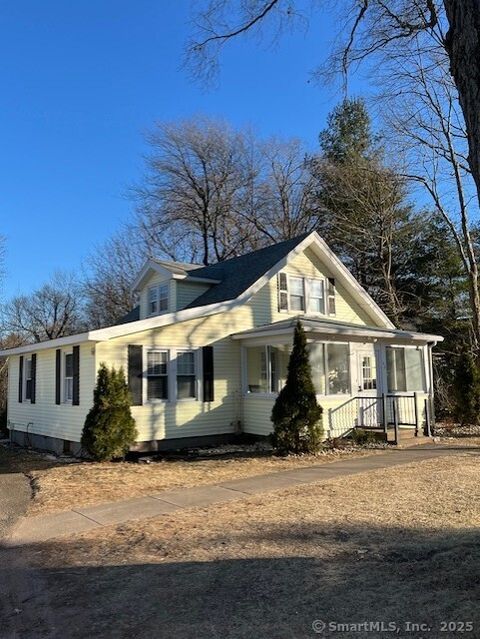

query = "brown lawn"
(5, 447), (480, 639)
(27, 445), (388, 515)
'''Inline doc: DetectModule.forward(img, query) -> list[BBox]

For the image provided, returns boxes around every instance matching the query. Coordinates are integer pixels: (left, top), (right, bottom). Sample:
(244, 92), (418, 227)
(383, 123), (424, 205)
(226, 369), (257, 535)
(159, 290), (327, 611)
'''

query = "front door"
(357, 348), (379, 427)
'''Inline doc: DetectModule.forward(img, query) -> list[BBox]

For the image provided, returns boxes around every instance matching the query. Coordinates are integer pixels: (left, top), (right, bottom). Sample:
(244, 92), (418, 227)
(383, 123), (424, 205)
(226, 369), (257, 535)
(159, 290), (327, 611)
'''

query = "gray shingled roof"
(184, 234), (310, 309)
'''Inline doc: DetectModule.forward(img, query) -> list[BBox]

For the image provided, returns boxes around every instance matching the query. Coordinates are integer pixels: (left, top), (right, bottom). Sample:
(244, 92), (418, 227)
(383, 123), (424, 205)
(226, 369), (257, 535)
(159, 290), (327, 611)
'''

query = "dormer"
(132, 259), (221, 320)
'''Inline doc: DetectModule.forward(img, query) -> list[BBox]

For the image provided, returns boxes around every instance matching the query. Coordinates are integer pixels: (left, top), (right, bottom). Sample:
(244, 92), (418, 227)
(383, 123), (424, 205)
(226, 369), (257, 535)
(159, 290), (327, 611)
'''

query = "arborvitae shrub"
(271, 321), (323, 453)
(453, 349), (480, 426)
(81, 364), (137, 461)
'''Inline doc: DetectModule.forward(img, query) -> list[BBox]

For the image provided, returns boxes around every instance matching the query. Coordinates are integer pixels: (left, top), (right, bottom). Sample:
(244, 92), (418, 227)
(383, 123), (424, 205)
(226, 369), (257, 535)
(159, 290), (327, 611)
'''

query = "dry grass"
(15, 450), (480, 638)
(27, 446), (387, 515)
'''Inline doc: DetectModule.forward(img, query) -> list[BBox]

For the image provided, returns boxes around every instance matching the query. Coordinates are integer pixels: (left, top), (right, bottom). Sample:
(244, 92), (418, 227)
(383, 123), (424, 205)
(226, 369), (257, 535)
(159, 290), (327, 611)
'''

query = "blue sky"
(0, 1), (368, 298)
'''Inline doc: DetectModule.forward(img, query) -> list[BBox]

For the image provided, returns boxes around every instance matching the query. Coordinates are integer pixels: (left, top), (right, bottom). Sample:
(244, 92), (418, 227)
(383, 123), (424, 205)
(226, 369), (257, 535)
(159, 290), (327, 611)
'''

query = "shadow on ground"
(2, 522), (479, 639)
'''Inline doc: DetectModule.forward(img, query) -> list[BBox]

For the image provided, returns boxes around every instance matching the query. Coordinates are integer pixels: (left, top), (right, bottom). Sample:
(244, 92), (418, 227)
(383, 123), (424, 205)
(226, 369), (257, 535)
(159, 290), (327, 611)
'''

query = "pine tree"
(81, 364), (137, 461)
(453, 349), (480, 426)
(271, 321), (323, 453)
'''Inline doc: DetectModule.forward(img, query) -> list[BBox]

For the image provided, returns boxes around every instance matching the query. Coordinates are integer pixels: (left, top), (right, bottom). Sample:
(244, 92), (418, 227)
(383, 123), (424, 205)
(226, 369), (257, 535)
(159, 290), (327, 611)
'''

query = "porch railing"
(328, 393), (433, 444)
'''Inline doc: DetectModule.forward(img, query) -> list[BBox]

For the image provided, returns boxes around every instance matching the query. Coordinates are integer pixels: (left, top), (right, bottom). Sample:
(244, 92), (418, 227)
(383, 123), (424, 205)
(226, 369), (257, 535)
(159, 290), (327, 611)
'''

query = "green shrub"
(453, 349), (480, 426)
(81, 364), (137, 461)
(271, 321), (323, 453)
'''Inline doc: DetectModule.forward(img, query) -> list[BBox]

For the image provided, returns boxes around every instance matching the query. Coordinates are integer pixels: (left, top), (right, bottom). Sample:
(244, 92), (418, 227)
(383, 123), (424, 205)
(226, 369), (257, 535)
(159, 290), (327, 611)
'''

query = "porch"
(232, 316), (442, 442)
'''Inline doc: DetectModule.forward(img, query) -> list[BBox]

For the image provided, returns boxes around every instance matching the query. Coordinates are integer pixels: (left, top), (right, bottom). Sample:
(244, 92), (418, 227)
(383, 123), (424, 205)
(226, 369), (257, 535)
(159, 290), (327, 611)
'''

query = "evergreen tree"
(81, 364), (137, 461)
(271, 321), (323, 453)
(453, 349), (480, 427)
(319, 97), (379, 164)
(313, 98), (423, 325)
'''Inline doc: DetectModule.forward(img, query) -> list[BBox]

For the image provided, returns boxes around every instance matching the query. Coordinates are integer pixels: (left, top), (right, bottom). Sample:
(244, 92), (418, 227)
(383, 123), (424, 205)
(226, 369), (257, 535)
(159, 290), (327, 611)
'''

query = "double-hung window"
(25, 357), (33, 401)
(309, 279), (325, 313)
(147, 351), (168, 400)
(289, 277), (305, 311)
(278, 273), (329, 315)
(148, 287), (159, 315)
(177, 351), (196, 399)
(148, 284), (169, 315)
(158, 284), (168, 312)
(64, 353), (73, 402)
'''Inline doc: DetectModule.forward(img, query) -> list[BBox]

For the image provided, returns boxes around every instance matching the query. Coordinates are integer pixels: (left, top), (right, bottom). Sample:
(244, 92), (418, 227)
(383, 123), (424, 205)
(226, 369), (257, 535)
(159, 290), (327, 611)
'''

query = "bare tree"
(186, 0), (480, 345)
(134, 117), (263, 265)
(2, 272), (85, 343)
(241, 138), (319, 242)
(83, 227), (144, 329)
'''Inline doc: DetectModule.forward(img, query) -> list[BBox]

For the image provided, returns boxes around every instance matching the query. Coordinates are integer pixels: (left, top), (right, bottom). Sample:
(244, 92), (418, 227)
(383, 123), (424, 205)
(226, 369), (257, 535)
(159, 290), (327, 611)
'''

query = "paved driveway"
(0, 447), (31, 540)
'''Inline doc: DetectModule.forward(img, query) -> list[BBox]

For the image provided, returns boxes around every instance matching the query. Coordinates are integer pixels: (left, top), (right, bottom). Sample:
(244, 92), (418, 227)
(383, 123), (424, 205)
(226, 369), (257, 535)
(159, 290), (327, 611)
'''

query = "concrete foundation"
(9, 428), (240, 457)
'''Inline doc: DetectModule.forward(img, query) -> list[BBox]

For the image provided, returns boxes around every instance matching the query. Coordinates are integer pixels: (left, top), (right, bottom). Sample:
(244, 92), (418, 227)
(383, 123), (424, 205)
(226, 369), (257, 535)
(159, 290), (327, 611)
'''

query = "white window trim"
(143, 346), (200, 404)
(386, 345), (426, 394)
(147, 283), (169, 317)
(243, 341), (352, 399)
(175, 349), (199, 402)
(145, 349), (169, 403)
(63, 351), (74, 404)
(307, 277), (325, 315)
(24, 356), (32, 403)
(278, 273), (330, 317)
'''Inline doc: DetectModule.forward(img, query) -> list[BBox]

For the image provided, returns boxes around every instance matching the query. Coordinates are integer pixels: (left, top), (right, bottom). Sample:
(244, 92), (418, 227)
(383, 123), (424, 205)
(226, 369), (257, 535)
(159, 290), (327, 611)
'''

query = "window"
(148, 284), (169, 315)
(308, 343), (326, 395)
(148, 286), (159, 315)
(158, 284), (169, 312)
(269, 345), (290, 393)
(327, 278), (336, 315)
(307, 343), (350, 395)
(361, 356), (377, 390)
(25, 357), (32, 401)
(289, 277), (305, 311)
(147, 351), (168, 400)
(309, 279), (325, 314)
(278, 273), (288, 311)
(278, 273), (329, 315)
(177, 351), (196, 399)
(327, 343), (350, 394)
(246, 346), (268, 393)
(387, 347), (425, 392)
(64, 353), (73, 402)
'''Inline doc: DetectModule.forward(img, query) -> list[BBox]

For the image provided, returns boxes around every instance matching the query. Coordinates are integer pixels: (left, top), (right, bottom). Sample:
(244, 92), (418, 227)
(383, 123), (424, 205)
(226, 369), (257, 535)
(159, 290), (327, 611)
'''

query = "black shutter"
(72, 345), (80, 406)
(128, 345), (143, 406)
(30, 353), (37, 404)
(55, 349), (61, 405)
(18, 355), (24, 403)
(202, 345), (214, 402)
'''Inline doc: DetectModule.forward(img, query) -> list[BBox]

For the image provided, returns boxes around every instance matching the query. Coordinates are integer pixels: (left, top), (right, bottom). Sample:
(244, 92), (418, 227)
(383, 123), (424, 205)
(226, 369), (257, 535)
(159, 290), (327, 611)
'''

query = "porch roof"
(231, 316), (444, 344)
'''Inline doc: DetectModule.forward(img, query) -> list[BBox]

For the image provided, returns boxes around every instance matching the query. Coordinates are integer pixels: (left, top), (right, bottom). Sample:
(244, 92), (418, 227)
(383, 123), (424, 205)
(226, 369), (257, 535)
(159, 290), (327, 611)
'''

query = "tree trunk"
(444, 0), (480, 346)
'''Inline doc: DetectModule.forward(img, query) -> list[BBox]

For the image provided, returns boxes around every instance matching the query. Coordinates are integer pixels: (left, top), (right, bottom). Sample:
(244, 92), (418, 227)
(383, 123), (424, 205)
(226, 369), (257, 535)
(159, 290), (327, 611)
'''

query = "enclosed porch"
(232, 317), (442, 443)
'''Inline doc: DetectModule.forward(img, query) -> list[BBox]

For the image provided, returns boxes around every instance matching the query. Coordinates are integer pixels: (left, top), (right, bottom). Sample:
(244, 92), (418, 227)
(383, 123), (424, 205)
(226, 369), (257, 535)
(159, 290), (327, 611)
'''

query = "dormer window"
(148, 284), (169, 316)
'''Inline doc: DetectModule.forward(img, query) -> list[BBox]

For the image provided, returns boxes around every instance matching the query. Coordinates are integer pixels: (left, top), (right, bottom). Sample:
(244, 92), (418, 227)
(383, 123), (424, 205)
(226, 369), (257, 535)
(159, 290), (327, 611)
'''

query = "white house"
(0, 232), (443, 454)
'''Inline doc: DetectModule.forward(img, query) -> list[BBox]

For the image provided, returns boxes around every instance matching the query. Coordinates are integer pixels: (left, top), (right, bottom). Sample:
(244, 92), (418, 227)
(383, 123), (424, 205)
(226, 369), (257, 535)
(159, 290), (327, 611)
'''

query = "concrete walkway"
(6, 444), (472, 546)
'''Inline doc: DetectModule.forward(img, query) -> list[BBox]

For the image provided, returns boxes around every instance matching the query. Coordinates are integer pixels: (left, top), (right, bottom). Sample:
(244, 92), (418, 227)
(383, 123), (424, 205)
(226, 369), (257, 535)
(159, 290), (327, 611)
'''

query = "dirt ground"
(3, 447), (480, 638)
(26, 445), (389, 515)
